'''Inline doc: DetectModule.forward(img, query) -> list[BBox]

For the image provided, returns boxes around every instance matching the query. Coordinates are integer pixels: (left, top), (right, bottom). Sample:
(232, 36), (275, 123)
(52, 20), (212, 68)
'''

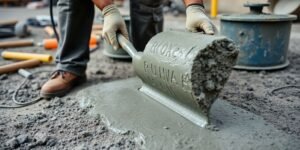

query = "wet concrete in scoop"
(77, 78), (299, 150)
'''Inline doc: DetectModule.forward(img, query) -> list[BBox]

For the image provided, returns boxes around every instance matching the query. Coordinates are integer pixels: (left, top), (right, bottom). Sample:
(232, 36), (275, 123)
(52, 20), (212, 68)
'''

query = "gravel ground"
(0, 97), (143, 149)
(0, 27), (138, 149)
(1, 11), (300, 149)
(220, 30), (300, 139)
(220, 50), (300, 138)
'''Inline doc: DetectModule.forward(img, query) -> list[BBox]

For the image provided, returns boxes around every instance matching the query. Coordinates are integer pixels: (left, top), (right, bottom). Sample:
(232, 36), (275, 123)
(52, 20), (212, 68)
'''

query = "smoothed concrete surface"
(77, 78), (300, 150)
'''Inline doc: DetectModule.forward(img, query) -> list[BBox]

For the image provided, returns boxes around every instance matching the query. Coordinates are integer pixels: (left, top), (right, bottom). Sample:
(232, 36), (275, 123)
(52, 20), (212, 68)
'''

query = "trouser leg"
(130, 0), (165, 51)
(56, 0), (94, 76)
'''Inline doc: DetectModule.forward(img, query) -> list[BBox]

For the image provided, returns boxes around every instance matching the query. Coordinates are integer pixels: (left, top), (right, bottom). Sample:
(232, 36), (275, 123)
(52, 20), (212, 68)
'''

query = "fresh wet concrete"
(77, 78), (300, 150)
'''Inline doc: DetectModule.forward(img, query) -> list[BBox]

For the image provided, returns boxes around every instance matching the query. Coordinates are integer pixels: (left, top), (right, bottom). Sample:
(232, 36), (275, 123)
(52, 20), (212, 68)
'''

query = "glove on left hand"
(102, 4), (129, 50)
(186, 5), (217, 35)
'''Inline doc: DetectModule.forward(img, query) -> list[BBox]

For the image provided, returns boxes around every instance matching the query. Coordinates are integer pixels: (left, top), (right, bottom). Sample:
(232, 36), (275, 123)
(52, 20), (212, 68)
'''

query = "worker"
(40, 0), (216, 98)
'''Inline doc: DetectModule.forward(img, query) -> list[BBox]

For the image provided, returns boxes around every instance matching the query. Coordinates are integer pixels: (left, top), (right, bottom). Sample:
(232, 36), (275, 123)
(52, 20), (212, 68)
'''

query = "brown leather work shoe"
(40, 70), (86, 98)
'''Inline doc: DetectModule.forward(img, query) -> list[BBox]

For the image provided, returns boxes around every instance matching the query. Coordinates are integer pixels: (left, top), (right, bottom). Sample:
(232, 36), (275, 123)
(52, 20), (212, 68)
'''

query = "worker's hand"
(186, 5), (217, 35)
(102, 4), (129, 50)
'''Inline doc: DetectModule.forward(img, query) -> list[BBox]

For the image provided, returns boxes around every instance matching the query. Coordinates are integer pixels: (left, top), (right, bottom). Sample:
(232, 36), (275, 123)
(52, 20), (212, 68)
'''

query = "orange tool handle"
(43, 36), (99, 50)
(43, 38), (57, 49)
(89, 36), (98, 45)
(0, 39), (34, 48)
(1, 51), (53, 63)
(0, 59), (41, 74)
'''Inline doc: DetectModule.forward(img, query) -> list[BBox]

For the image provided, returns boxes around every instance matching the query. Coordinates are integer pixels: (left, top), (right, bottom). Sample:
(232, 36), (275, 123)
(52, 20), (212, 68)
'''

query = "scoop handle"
(117, 34), (139, 59)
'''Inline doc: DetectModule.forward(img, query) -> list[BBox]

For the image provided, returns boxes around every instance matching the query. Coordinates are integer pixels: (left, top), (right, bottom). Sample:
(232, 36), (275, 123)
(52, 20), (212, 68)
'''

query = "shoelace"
(51, 70), (66, 79)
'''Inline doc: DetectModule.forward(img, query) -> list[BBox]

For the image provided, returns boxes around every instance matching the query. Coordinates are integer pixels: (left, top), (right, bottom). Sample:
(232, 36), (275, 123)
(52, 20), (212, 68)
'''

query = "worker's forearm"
(92, 0), (113, 10)
(183, 0), (204, 7)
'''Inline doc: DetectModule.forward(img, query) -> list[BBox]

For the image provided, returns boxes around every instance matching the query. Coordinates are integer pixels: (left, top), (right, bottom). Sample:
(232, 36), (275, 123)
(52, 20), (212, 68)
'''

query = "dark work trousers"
(56, 0), (94, 76)
(130, 0), (164, 51)
(56, 0), (164, 76)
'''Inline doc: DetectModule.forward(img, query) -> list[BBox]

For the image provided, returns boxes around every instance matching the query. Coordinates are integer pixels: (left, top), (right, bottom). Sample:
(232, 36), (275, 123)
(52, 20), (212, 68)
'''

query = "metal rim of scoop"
(103, 50), (132, 59)
(234, 60), (289, 70)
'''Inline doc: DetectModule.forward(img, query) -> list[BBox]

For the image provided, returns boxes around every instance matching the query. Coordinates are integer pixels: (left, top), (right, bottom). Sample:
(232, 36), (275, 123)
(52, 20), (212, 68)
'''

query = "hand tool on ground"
(1, 51), (53, 63)
(0, 20), (17, 38)
(0, 39), (34, 48)
(18, 68), (33, 79)
(14, 21), (30, 38)
(0, 20), (30, 38)
(26, 15), (58, 27)
(0, 59), (41, 74)
(39, 36), (99, 50)
(0, 20), (18, 27)
(116, 31), (239, 127)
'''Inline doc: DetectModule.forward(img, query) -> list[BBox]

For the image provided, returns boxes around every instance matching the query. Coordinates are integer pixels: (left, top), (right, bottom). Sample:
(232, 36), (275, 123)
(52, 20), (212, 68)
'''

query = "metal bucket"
(103, 15), (131, 59)
(220, 3), (297, 70)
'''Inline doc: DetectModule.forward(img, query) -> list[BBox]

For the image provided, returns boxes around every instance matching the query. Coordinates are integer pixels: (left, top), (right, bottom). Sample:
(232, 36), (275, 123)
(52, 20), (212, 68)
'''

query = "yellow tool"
(211, 0), (218, 18)
(1, 51), (53, 63)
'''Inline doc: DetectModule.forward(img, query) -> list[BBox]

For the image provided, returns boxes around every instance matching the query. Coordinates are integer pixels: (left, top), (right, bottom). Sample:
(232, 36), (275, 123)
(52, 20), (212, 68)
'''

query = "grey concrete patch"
(77, 77), (300, 150)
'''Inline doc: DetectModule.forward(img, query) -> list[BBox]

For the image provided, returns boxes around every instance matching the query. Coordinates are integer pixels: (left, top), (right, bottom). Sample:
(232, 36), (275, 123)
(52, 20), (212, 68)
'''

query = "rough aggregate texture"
(0, 27), (138, 149)
(192, 39), (239, 115)
(0, 97), (142, 149)
(220, 51), (300, 138)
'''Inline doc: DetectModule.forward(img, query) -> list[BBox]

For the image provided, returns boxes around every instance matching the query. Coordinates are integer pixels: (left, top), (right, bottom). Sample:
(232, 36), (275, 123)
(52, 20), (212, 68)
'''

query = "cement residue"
(192, 39), (239, 115)
(0, 28), (139, 149)
(0, 96), (143, 149)
(220, 50), (300, 139)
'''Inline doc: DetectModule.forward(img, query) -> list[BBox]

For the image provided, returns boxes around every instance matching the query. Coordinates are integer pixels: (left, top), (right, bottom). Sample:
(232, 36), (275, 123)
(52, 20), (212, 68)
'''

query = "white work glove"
(186, 5), (217, 35)
(102, 4), (129, 50)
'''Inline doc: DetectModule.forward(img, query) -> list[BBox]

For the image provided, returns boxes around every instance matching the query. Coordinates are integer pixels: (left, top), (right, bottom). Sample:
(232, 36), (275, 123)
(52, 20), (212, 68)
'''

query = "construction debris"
(0, 59), (41, 74)
(1, 51), (53, 63)
(0, 39), (34, 48)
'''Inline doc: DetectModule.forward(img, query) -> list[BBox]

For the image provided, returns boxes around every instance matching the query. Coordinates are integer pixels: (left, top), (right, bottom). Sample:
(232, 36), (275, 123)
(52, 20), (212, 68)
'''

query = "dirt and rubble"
(0, 27), (138, 149)
(0, 97), (143, 149)
(221, 50), (300, 138)
(1, 9), (300, 149)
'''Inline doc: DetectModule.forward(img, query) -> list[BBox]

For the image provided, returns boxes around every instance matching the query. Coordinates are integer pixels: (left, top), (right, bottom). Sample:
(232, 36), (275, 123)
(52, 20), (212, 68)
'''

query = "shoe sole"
(40, 77), (87, 99)
(40, 88), (71, 98)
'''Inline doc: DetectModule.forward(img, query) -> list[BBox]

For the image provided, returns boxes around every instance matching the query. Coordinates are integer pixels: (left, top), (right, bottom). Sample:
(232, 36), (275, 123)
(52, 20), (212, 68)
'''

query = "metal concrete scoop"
(117, 31), (239, 127)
